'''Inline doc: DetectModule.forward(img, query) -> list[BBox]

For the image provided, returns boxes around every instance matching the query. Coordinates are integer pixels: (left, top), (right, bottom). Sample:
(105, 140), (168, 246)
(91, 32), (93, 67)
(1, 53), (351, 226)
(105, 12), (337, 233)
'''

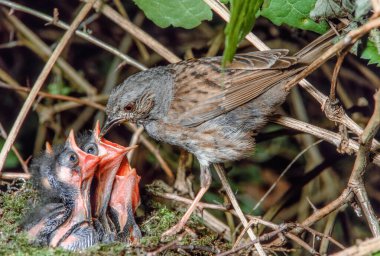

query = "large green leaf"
(260, 0), (329, 34)
(132, 0), (212, 29)
(223, 0), (264, 66)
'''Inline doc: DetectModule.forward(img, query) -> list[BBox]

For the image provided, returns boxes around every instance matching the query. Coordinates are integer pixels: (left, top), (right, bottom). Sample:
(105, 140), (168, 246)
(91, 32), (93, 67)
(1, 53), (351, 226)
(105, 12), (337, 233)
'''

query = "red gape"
(109, 157), (141, 242)
(91, 121), (140, 241)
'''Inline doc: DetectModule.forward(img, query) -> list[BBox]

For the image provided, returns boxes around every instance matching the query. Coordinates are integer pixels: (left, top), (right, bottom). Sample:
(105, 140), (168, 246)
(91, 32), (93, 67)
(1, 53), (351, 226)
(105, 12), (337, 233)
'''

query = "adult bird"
(101, 28), (339, 239)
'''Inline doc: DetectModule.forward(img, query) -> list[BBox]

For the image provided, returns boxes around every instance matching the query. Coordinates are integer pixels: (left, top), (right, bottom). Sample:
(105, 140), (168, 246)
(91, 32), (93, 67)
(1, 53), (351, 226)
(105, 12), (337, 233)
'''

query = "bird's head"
(101, 67), (174, 136)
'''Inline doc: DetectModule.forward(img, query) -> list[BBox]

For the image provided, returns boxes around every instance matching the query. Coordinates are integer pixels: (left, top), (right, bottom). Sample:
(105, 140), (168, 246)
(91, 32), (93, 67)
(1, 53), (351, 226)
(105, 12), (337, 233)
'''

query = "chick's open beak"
(67, 130), (101, 179)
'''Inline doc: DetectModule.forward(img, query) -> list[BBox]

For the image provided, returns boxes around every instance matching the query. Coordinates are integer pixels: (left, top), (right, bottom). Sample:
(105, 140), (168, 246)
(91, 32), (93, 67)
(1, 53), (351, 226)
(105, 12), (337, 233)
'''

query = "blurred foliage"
(0, 139), (20, 169)
(132, 0), (212, 29)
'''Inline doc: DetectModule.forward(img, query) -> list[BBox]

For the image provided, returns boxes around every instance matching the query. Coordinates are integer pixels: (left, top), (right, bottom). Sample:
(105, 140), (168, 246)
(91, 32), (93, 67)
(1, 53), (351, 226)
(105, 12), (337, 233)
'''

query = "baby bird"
(76, 121), (139, 242)
(25, 131), (101, 251)
(109, 157), (141, 243)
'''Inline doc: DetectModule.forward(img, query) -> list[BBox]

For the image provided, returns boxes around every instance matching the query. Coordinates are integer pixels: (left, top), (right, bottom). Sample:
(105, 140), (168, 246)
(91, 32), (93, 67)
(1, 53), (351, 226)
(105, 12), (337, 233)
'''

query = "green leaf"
(361, 39), (380, 67)
(310, 0), (355, 21)
(47, 82), (71, 96)
(132, 0), (212, 29)
(223, 0), (264, 66)
(0, 139), (19, 168)
(261, 0), (329, 34)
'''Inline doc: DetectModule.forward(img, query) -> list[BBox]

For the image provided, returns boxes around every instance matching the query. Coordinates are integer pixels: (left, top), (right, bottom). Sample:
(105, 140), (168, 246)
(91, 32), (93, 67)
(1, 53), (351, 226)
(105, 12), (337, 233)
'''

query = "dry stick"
(0, 123), (29, 173)
(94, 1), (181, 64)
(127, 125), (144, 161)
(214, 164), (265, 255)
(0, 0), (146, 71)
(347, 90), (380, 237)
(1, 9), (97, 96)
(330, 50), (349, 102)
(0, 81), (105, 110)
(270, 116), (380, 166)
(204, 0), (380, 147)
(0, 0), (96, 172)
(285, 18), (380, 91)
(0, 172), (30, 180)
(253, 140), (323, 212)
(332, 236), (380, 256)
(218, 226), (288, 256)
(153, 190), (323, 254)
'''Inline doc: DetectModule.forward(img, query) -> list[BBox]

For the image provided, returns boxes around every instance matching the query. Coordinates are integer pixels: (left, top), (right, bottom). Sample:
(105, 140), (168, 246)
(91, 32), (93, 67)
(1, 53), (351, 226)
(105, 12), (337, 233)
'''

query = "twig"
(330, 50), (349, 102)
(270, 116), (380, 166)
(253, 140), (323, 211)
(127, 125), (144, 161)
(0, 172), (30, 180)
(347, 90), (380, 237)
(285, 17), (380, 91)
(218, 226), (288, 256)
(147, 232), (186, 256)
(0, 0), (96, 172)
(0, 81), (105, 110)
(332, 236), (380, 256)
(213, 164), (266, 255)
(301, 224), (345, 250)
(93, 1), (181, 63)
(0, 122), (29, 173)
(0, 0), (147, 71)
(1, 8), (97, 96)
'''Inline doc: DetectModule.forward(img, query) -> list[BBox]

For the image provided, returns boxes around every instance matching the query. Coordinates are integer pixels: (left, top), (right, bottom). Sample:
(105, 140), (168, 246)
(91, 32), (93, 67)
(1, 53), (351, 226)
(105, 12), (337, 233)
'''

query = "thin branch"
(332, 236), (380, 256)
(0, 123), (29, 173)
(285, 17), (380, 91)
(348, 90), (380, 237)
(0, 81), (105, 110)
(1, 8), (97, 96)
(0, 0), (147, 71)
(253, 140), (323, 211)
(270, 116), (380, 166)
(0, 0), (96, 172)
(214, 164), (266, 255)
(93, 1), (181, 64)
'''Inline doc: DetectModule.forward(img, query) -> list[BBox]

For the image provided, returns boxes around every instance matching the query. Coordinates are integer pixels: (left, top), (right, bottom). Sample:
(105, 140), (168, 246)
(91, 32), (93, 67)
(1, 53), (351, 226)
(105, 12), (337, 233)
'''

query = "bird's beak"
(67, 130), (101, 179)
(100, 117), (124, 137)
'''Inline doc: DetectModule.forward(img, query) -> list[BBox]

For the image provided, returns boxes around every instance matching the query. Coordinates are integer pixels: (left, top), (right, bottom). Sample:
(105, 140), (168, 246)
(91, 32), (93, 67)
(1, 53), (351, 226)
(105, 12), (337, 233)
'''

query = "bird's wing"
(168, 50), (301, 127)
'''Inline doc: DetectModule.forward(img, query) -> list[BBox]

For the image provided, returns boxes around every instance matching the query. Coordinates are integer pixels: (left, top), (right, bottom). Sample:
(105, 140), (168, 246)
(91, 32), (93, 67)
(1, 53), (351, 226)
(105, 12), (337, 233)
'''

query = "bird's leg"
(162, 164), (212, 237)
(213, 163), (266, 255)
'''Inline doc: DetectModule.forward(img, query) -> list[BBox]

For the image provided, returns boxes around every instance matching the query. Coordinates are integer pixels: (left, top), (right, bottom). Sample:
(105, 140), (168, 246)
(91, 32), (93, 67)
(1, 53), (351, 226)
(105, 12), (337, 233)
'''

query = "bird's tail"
(295, 24), (345, 64)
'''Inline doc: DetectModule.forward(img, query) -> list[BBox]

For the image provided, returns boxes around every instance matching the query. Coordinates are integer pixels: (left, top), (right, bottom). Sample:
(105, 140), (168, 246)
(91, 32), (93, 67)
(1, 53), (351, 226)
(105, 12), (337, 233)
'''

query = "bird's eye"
(68, 153), (78, 164)
(84, 143), (98, 155)
(124, 102), (135, 112)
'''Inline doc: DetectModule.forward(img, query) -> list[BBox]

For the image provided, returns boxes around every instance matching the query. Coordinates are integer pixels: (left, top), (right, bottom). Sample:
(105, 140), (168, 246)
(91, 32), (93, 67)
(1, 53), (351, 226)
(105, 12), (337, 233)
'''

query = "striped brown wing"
(167, 50), (299, 127)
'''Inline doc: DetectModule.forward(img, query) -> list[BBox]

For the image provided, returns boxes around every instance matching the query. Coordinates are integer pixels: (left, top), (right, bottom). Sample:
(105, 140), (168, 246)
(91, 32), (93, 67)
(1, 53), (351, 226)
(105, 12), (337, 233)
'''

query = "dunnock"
(102, 29), (339, 237)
